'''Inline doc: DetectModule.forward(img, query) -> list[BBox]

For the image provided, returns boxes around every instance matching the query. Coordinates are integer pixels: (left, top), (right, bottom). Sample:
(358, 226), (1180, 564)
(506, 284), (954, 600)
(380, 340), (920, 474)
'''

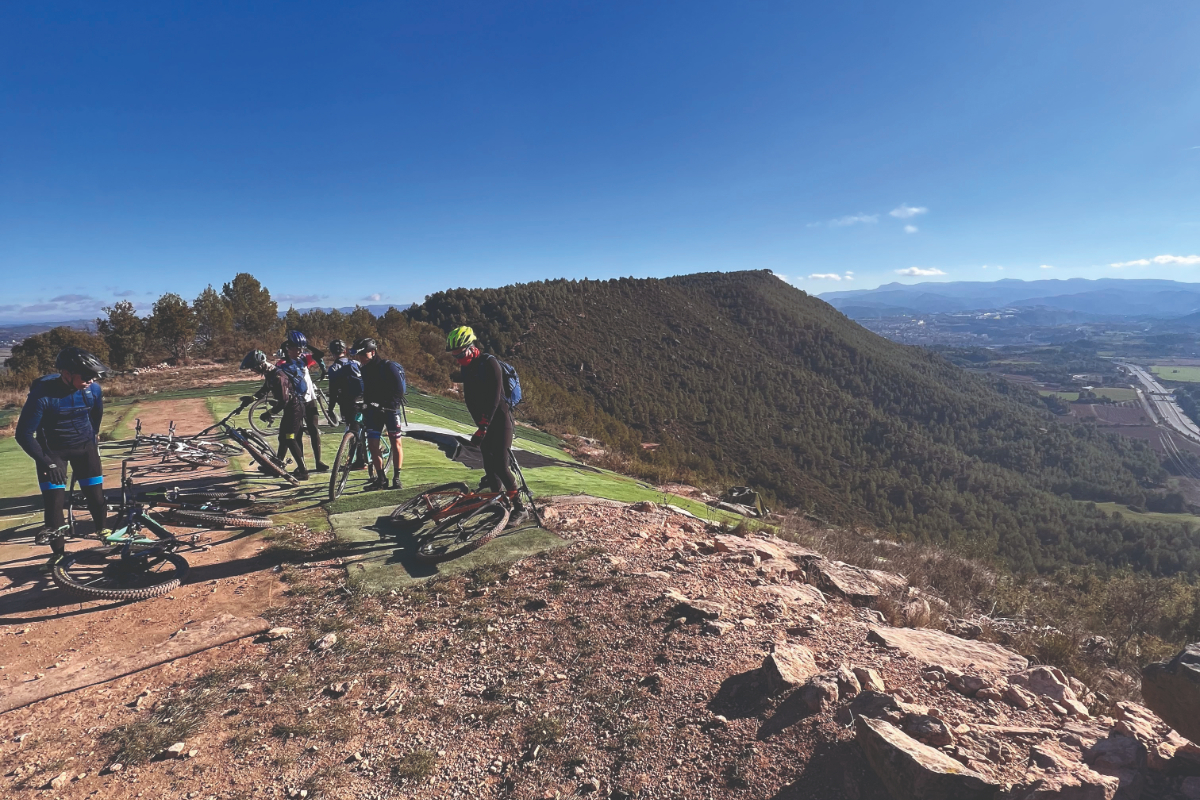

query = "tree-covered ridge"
(411, 270), (1196, 575)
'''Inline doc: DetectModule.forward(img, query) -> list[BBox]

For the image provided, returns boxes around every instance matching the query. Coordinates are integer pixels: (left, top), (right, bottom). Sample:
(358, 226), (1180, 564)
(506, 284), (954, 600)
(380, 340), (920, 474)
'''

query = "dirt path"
(0, 397), (288, 730)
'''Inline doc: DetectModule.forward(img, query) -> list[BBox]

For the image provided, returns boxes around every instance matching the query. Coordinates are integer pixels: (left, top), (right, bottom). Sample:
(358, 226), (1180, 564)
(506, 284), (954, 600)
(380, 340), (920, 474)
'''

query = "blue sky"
(2, 1), (1198, 321)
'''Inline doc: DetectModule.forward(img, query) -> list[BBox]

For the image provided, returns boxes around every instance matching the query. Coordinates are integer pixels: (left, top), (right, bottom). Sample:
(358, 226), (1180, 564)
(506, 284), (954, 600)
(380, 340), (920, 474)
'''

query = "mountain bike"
(193, 398), (300, 485)
(390, 447), (540, 563)
(328, 402), (394, 500)
(132, 419), (239, 466)
(45, 504), (189, 601)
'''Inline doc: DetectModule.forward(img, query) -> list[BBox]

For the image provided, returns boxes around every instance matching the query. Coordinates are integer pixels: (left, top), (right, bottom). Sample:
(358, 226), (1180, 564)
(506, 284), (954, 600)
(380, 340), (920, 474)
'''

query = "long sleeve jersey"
(16, 374), (104, 463)
(327, 357), (364, 407)
(360, 358), (406, 409)
(462, 354), (507, 428)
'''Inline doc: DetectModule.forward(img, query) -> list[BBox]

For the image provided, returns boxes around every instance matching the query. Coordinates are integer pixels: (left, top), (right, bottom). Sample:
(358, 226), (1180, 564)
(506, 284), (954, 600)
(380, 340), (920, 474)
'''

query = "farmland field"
(1152, 366), (1200, 383)
(1091, 387), (1138, 402)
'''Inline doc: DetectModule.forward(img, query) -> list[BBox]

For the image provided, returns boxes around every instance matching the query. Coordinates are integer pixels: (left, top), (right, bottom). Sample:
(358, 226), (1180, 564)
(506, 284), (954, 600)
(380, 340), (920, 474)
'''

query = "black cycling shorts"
(37, 441), (103, 492)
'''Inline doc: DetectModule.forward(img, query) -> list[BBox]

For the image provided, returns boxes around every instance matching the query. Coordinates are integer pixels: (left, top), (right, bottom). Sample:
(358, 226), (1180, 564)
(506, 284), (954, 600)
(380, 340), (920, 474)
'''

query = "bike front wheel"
(247, 398), (282, 438)
(52, 546), (189, 601)
(175, 449), (230, 468)
(329, 429), (357, 501)
(415, 499), (508, 563)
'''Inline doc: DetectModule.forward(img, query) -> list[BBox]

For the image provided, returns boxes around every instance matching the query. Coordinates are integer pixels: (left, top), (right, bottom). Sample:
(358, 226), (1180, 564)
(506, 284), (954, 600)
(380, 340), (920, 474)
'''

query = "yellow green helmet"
(446, 325), (477, 351)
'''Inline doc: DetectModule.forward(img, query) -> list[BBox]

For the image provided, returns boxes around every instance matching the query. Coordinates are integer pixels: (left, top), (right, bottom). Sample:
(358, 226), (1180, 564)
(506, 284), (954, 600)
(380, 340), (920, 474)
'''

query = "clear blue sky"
(2, 1), (1198, 321)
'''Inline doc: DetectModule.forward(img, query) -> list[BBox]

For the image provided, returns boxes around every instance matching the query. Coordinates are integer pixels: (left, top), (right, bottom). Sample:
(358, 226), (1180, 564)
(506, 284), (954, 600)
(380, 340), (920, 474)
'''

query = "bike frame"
(415, 453), (539, 524)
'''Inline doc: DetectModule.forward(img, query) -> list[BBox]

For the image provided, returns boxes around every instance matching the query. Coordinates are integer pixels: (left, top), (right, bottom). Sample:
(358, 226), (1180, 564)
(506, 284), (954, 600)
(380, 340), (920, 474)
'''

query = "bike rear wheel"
(166, 509), (273, 528)
(390, 482), (470, 528)
(415, 499), (508, 563)
(328, 429), (357, 501)
(52, 546), (189, 601)
(192, 439), (242, 456)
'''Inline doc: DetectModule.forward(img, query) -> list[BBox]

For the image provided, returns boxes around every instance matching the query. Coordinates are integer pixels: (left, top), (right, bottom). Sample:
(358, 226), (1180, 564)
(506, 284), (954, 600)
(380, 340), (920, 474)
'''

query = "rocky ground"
(2, 498), (1199, 799)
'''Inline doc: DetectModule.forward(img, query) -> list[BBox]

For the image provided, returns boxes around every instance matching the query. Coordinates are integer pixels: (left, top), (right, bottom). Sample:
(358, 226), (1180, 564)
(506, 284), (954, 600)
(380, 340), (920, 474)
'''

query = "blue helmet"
(286, 330), (308, 347)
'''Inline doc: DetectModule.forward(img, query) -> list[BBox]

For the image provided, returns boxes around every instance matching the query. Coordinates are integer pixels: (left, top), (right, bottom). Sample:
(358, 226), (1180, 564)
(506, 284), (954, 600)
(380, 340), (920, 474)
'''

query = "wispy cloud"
(828, 213), (878, 227)
(277, 294), (327, 304)
(113, 289), (137, 297)
(50, 294), (93, 303)
(1110, 254), (1200, 268)
(807, 273), (845, 281)
(904, 225), (918, 234)
(890, 204), (928, 219)
(896, 267), (946, 277)
(364, 293), (384, 302)
(21, 303), (60, 313)
(1040, 264), (1054, 269)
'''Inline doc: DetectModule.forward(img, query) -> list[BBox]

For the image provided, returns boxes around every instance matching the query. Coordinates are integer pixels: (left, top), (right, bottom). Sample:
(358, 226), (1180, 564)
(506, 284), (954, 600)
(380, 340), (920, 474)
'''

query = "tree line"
(2, 273), (455, 390)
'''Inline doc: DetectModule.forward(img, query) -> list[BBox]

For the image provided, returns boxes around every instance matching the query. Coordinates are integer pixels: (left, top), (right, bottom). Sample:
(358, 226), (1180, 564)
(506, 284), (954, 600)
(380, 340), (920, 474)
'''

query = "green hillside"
(410, 270), (1199, 575)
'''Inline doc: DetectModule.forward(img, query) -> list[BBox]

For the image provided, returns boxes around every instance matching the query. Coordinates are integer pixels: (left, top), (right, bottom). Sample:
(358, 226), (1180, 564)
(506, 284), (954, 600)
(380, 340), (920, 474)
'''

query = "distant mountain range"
(285, 303), (416, 316)
(820, 278), (1200, 319)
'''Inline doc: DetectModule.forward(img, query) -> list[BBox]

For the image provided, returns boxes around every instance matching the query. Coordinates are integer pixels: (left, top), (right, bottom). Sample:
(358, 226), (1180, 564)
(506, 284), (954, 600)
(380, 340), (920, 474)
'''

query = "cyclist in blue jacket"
(16, 347), (110, 539)
(326, 339), (366, 468)
(351, 337), (405, 490)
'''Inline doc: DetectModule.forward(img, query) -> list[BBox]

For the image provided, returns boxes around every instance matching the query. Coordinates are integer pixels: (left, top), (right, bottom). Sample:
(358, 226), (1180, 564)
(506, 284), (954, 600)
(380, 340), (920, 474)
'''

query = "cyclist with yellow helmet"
(447, 326), (528, 528)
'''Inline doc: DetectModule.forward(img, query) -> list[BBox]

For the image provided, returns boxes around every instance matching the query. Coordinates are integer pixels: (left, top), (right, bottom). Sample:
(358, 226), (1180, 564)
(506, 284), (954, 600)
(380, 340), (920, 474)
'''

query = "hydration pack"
(490, 355), (522, 409)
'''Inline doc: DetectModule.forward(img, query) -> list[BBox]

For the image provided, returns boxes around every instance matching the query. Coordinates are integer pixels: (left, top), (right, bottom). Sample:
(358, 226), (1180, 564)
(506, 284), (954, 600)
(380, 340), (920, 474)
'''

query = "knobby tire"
(238, 432), (299, 485)
(328, 429), (356, 501)
(52, 547), (189, 601)
(167, 509), (273, 528)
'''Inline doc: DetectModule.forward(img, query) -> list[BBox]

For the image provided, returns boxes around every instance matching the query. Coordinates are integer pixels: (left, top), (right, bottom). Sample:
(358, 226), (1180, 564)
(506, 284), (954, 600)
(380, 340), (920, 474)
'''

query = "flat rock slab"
(0, 614), (269, 715)
(714, 535), (788, 561)
(856, 716), (999, 800)
(757, 584), (827, 608)
(330, 505), (568, 591)
(809, 561), (903, 604)
(867, 626), (1028, 676)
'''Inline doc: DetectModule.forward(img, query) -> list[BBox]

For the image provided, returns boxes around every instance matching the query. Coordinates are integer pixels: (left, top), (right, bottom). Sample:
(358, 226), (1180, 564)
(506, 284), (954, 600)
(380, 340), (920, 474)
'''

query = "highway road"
(1120, 362), (1200, 443)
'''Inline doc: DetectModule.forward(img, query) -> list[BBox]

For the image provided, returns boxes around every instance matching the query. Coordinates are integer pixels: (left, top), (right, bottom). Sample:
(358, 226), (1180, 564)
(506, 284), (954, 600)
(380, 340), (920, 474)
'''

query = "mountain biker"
(15, 347), (111, 540)
(242, 349), (309, 480)
(274, 330), (329, 472)
(351, 337), (405, 490)
(327, 339), (366, 468)
(446, 326), (528, 528)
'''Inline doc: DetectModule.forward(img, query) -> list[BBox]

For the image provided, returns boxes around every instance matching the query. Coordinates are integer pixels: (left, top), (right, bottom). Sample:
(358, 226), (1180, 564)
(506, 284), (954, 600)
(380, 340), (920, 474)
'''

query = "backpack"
(488, 355), (522, 409)
(389, 360), (407, 404)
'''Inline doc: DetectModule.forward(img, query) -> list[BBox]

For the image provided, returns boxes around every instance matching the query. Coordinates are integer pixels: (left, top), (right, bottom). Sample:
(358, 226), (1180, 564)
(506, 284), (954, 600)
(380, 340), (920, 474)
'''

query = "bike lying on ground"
(192, 398), (300, 485)
(45, 506), (190, 602)
(248, 385), (339, 438)
(328, 402), (394, 501)
(389, 446), (541, 563)
(132, 419), (240, 467)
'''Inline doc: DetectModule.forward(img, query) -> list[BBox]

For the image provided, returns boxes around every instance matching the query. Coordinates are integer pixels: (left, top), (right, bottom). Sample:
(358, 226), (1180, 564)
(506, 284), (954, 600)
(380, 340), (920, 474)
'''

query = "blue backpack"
(489, 355), (522, 409)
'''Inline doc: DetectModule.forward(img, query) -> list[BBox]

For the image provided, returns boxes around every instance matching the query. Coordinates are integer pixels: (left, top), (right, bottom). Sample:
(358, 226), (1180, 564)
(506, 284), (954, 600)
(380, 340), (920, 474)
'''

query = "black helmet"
(329, 339), (347, 356)
(351, 337), (378, 355)
(287, 330), (308, 347)
(55, 347), (108, 380)
(240, 350), (270, 372)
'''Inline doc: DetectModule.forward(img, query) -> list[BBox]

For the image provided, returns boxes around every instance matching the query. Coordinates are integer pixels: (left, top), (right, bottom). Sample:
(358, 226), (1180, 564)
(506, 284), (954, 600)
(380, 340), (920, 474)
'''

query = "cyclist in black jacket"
(446, 326), (528, 527)
(241, 350), (309, 480)
(326, 339), (366, 468)
(16, 347), (110, 539)
(351, 338), (405, 490)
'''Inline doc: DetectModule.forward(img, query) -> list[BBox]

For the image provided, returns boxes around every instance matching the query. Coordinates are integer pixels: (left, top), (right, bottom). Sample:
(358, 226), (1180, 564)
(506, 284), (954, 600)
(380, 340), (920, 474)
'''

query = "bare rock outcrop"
(1007, 667), (1090, 718)
(855, 716), (999, 800)
(761, 643), (819, 693)
(1141, 643), (1200, 745)
(867, 625), (1028, 676)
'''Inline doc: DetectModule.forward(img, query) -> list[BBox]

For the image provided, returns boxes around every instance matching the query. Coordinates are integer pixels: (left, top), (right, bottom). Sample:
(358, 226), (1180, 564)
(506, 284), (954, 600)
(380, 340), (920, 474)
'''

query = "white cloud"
(1110, 254), (1200, 268)
(896, 267), (946, 277)
(890, 204), (928, 219)
(807, 273), (844, 281)
(364, 293), (383, 301)
(1040, 264), (1054, 270)
(829, 213), (878, 227)
(904, 225), (918, 234)
(845, 271), (855, 275)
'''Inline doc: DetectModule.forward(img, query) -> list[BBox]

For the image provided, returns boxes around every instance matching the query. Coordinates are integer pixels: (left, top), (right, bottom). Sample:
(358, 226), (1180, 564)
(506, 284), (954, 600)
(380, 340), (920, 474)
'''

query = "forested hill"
(410, 270), (1199, 575)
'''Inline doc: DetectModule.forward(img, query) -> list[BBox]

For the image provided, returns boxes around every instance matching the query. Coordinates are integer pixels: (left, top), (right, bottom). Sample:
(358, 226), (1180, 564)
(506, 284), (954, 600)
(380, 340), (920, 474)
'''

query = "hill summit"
(411, 269), (1196, 574)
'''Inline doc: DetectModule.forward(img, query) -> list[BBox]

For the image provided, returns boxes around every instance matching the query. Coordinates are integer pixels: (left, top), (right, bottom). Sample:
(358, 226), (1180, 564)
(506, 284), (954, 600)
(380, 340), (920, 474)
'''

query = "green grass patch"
(1091, 388), (1138, 402)
(1038, 390), (1080, 401)
(1152, 366), (1200, 383)
(1095, 502), (1200, 527)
